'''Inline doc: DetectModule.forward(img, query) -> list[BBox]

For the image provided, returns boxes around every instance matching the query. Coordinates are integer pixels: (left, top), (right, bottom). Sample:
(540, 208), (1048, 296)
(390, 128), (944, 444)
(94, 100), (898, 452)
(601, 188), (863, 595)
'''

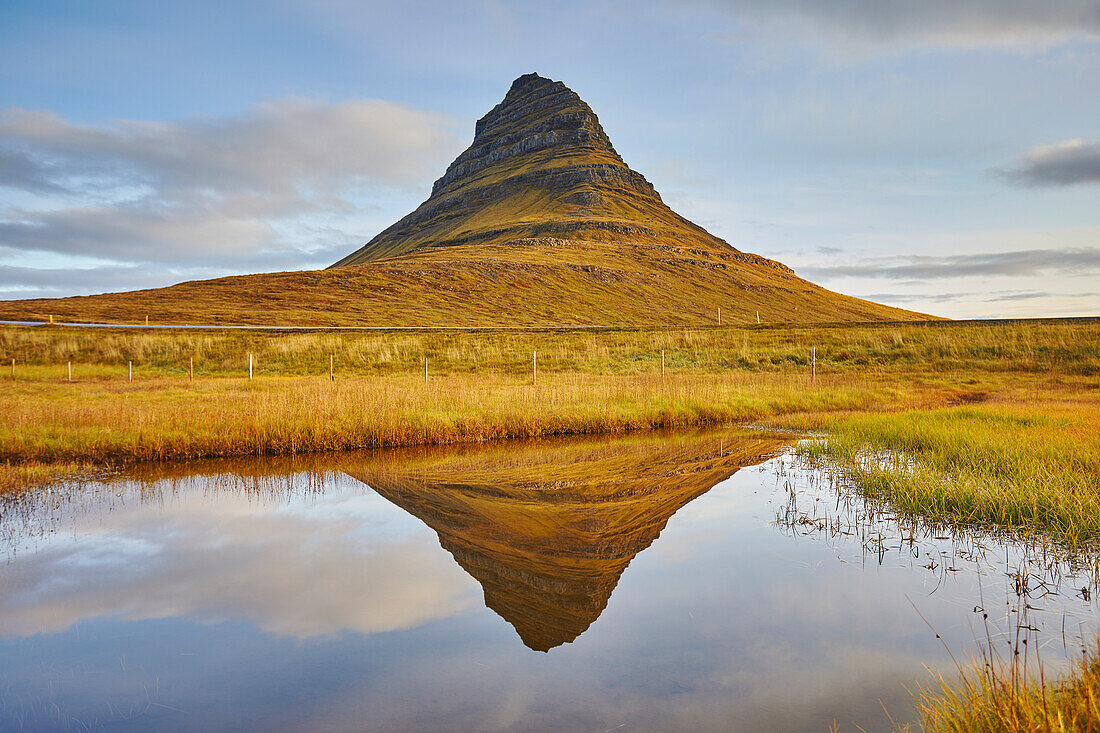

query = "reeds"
(805, 402), (1100, 548)
(912, 639), (1100, 732)
(0, 372), (871, 471)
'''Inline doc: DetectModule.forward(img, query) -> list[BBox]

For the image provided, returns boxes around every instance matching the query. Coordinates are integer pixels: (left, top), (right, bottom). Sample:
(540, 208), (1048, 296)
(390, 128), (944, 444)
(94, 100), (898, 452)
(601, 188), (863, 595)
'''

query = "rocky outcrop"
(330, 73), (737, 267)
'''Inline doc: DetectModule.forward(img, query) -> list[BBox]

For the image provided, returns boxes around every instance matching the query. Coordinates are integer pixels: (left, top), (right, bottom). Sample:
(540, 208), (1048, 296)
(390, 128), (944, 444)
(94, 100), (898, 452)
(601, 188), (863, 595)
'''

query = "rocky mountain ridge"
(331, 73), (738, 266)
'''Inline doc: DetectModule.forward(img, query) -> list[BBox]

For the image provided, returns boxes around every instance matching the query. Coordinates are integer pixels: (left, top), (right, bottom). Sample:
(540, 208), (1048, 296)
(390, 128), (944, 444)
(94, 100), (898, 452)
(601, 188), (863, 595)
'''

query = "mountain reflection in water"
(1, 430), (791, 652)
(5, 429), (1096, 732)
(347, 432), (791, 651)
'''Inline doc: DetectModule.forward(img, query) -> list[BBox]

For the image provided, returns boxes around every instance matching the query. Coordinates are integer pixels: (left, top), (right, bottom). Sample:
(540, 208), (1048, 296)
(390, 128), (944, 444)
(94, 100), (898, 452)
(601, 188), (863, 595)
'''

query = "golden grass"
(0, 239), (925, 326)
(0, 371), (874, 465)
(1, 319), (1096, 506)
(908, 640), (1100, 732)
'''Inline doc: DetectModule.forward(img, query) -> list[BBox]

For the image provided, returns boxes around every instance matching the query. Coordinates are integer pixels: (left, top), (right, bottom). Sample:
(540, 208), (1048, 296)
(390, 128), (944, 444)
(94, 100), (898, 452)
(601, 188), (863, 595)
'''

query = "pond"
(1, 430), (1096, 732)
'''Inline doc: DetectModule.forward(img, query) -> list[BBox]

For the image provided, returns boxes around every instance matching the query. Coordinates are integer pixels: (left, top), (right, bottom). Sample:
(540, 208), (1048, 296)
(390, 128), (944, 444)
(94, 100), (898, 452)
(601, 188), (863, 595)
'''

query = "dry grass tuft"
(910, 640), (1100, 732)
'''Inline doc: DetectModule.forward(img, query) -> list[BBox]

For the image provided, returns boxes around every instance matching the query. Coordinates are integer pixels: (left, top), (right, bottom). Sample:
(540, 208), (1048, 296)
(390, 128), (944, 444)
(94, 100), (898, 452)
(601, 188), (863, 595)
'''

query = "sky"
(1, 0), (1098, 318)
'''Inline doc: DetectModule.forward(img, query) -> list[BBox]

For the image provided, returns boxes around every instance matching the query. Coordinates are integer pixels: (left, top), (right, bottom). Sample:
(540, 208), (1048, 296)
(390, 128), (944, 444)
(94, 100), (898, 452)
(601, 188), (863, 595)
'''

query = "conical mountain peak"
(330, 73), (731, 266)
(433, 73), (623, 197)
(475, 73), (580, 138)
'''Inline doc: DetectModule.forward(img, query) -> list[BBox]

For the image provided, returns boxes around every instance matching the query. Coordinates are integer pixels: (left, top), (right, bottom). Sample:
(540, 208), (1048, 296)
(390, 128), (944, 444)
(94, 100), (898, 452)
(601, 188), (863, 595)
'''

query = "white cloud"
(0, 98), (460, 269)
(799, 246), (1100, 280)
(0, 478), (479, 639)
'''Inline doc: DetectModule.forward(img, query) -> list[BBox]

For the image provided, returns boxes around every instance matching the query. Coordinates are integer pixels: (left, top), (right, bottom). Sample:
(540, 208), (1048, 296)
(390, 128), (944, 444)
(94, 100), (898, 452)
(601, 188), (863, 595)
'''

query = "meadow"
(3, 317), (1096, 504)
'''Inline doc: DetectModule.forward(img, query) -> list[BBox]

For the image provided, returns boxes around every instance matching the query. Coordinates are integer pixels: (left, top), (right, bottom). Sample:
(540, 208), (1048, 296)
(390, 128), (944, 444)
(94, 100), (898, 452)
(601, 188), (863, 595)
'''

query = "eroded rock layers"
(331, 73), (736, 266)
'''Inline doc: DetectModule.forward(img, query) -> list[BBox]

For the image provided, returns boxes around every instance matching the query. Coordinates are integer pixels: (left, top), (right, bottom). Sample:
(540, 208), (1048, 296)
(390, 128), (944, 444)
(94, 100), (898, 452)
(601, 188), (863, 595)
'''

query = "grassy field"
(797, 400), (1100, 548)
(3, 317), (1090, 379)
(1, 318), (1096, 492)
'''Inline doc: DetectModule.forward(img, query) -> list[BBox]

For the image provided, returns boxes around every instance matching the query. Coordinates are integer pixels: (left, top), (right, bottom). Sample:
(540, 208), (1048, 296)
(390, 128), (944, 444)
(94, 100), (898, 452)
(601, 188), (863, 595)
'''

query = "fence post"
(68, 361), (71, 382)
(145, 315), (149, 326)
(532, 350), (537, 386)
(249, 353), (253, 381)
(717, 307), (721, 326)
(129, 361), (132, 382)
(756, 310), (760, 324)
(330, 354), (334, 382)
(189, 357), (193, 382)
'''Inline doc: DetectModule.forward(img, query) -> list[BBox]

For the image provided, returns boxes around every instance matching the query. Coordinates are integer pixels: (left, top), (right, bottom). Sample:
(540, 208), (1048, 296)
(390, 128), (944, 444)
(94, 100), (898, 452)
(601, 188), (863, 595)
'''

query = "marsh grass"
(0, 372), (871, 468)
(1, 319), (1096, 497)
(801, 401), (1100, 547)
(910, 640), (1100, 732)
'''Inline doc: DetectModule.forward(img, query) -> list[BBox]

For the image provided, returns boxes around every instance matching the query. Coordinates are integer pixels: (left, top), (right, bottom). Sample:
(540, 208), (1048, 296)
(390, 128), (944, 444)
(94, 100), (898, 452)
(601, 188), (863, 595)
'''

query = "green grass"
(798, 400), (1100, 547)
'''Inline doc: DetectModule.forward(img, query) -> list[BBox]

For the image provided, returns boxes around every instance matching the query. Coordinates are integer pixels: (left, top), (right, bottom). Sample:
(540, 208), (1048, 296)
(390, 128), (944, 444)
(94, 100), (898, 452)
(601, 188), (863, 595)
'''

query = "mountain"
(345, 430), (793, 651)
(332, 73), (736, 266)
(0, 74), (935, 326)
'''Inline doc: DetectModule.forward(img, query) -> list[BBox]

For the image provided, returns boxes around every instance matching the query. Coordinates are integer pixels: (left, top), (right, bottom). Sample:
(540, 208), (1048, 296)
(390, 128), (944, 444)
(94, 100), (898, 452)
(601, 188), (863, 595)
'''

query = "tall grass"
(1, 319), (1096, 379)
(911, 640), (1100, 732)
(802, 401), (1100, 547)
(0, 372), (871, 469)
(1, 319), (1096, 497)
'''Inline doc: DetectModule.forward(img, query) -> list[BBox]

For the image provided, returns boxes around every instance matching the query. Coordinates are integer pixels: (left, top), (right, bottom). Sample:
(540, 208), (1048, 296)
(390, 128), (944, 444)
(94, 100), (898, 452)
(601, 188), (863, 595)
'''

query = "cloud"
(689, 0), (1100, 48)
(799, 247), (1100, 280)
(999, 139), (1100, 186)
(0, 477), (479, 639)
(0, 99), (457, 196)
(0, 263), (184, 300)
(859, 289), (1099, 304)
(0, 98), (460, 269)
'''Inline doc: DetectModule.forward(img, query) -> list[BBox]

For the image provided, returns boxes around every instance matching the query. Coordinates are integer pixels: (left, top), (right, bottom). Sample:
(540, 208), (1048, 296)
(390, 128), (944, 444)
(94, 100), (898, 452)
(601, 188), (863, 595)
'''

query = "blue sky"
(1, 0), (1098, 317)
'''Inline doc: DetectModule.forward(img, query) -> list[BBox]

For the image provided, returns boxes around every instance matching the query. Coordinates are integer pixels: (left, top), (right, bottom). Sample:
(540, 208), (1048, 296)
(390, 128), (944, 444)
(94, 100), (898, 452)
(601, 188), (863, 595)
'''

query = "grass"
(2, 318), (1094, 379)
(0, 239), (926, 327)
(2, 317), (1099, 728)
(0, 318), (1096, 496)
(908, 640), (1100, 732)
(795, 399), (1100, 548)
(0, 372), (874, 466)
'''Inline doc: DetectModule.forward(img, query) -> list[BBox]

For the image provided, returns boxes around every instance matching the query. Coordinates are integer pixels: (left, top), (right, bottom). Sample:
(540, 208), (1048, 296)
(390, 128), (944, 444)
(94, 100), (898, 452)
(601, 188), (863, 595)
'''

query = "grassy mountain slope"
(0, 239), (929, 325)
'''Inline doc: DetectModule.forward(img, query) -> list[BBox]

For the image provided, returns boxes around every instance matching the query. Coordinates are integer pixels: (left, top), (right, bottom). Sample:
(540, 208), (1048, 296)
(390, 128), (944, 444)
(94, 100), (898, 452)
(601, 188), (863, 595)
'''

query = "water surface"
(1, 430), (1096, 731)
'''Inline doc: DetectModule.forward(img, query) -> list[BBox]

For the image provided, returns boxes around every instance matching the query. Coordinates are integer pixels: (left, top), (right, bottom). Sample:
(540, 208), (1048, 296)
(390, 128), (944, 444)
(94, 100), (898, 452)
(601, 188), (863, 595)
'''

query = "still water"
(1, 430), (1097, 732)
